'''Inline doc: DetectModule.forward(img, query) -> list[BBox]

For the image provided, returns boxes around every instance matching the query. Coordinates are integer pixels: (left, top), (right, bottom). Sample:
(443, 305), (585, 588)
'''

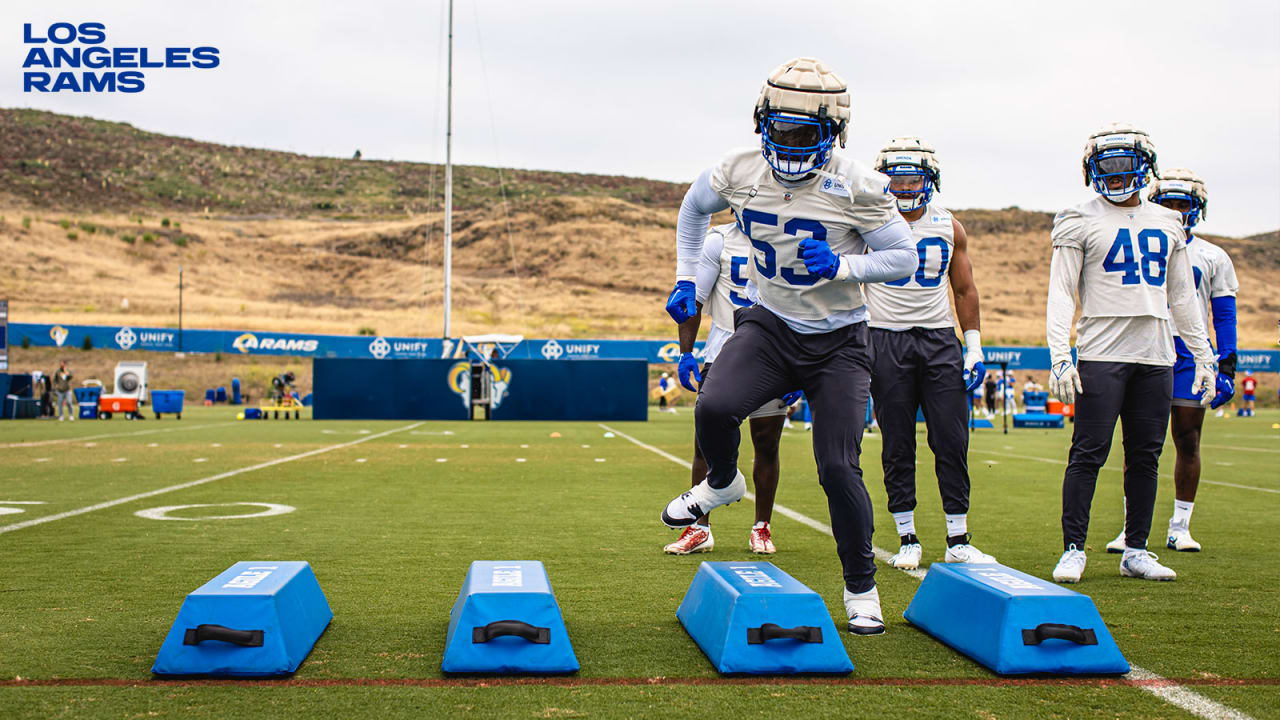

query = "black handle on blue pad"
(1022, 623), (1097, 646)
(183, 624), (264, 647)
(747, 623), (822, 644)
(472, 620), (550, 644)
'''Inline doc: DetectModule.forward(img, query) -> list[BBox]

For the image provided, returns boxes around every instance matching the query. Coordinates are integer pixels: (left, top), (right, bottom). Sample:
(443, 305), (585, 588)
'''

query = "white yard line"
(972, 449), (1279, 495)
(0, 422), (237, 449)
(1199, 443), (1280, 455)
(0, 422), (424, 536)
(599, 422), (1253, 720)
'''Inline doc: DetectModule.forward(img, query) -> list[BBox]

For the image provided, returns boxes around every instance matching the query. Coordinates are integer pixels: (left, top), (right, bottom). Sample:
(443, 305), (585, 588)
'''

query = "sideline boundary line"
(972, 449), (1279, 495)
(600, 423), (1254, 720)
(1, 422), (238, 449)
(3, 676), (1277, 689)
(0, 422), (424, 535)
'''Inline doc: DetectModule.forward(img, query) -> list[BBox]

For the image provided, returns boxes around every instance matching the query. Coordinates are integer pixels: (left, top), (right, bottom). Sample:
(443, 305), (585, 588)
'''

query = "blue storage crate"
(152, 390), (185, 419)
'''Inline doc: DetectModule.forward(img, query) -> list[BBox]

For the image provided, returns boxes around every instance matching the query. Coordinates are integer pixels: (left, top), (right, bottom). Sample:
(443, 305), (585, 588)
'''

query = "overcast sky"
(5, 1), (1278, 236)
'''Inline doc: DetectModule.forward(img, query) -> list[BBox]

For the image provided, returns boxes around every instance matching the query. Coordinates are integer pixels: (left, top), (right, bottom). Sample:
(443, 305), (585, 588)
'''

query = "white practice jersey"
(865, 203), (955, 330)
(1051, 195), (1190, 365)
(1174, 235), (1238, 343)
(694, 223), (754, 363)
(708, 148), (899, 324)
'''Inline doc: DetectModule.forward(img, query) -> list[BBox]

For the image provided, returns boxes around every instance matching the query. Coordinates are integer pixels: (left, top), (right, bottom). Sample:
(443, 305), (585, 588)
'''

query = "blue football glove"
(1210, 372), (1234, 409)
(677, 352), (702, 392)
(665, 280), (697, 323)
(797, 238), (840, 280)
(781, 390), (802, 406)
(963, 360), (986, 393)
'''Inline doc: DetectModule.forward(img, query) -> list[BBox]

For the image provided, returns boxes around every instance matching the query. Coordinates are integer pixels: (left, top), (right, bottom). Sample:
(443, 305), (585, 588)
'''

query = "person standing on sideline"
(53, 361), (76, 422)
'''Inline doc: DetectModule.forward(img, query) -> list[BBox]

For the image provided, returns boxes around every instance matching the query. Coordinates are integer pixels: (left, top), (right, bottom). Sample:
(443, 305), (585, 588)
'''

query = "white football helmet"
(1149, 168), (1208, 230)
(753, 57), (850, 179)
(1081, 122), (1158, 201)
(874, 137), (941, 212)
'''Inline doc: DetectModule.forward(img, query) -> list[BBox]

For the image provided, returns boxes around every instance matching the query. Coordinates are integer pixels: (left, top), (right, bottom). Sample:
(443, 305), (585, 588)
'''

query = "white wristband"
(962, 329), (982, 363)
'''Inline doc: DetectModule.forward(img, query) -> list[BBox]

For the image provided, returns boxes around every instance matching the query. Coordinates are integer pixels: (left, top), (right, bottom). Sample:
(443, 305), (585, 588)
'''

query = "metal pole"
(178, 266), (184, 353)
(442, 0), (454, 338)
(1001, 361), (1009, 435)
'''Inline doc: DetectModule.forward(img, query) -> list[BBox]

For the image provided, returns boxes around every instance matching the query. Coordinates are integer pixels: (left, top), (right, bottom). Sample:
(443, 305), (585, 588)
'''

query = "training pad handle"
(183, 624), (265, 647)
(747, 623), (823, 644)
(1021, 623), (1098, 646)
(472, 620), (551, 644)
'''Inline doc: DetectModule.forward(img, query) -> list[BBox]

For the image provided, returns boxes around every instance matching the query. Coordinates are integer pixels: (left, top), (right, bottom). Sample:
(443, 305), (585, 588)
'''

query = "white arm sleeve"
(676, 169), (731, 279)
(1167, 242), (1214, 363)
(1046, 246), (1082, 364)
(835, 216), (917, 283)
(694, 231), (724, 304)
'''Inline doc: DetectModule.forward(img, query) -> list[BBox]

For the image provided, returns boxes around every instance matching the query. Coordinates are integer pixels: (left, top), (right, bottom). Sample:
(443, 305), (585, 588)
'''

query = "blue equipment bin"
(153, 561), (332, 676)
(75, 387), (102, 419)
(904, 563), (1128, 675)
(1013, 413), (1064, 428)
(152, 390), (185, 418)
(677, 561), (853, 675)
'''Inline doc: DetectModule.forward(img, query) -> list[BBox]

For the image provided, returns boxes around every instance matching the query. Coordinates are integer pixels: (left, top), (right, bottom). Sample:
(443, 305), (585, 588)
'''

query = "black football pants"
(695, 305), (876, 594)
(1061, 361), (1172, 551)
(869, 327), (972, 517)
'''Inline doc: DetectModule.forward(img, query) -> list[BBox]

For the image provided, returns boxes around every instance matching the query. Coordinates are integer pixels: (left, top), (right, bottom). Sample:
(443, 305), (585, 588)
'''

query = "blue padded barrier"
(904, 563), (1128, 675)
(153, 561), (332, 676)
(442, 561), (578, 674)
(677, 562), (852, 675)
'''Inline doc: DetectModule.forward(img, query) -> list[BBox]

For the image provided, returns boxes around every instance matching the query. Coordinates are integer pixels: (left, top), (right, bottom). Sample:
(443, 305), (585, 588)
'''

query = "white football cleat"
(1053, 545), (1087, 583)
(843, 586), (886, 635)
(660, 470), (746, 528)
(889, 543), (923, 570)
(1166, 524), (1201, 552)
(1105, 530), (1127, 554)
(1120, 550), (1177, 581)
(663, 526), (713, 555)
(944, 542), (997, 564)
(748, 522), (776, 554)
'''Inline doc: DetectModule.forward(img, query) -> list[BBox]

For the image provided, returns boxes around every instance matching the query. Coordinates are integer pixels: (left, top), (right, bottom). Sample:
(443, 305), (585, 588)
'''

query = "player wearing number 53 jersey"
(864, 137), (995, 572)
(1047, 123), (1214, 584)
(662, 57), (917, 635)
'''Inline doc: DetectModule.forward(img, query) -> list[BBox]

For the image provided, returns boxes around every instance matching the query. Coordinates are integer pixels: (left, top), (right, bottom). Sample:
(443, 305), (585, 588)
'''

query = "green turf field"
(2, 407), (1277, 719)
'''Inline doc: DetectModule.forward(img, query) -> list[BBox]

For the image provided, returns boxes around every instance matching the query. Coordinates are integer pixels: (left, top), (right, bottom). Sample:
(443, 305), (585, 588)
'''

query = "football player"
(1047, 124), (1215, 584)
(865, 137), (995, 571)
(662, 57), (917, 634)
(1106, 169), (1237, 553)
(665, 221), (792, 555)
(1241, 371), (1257, 416)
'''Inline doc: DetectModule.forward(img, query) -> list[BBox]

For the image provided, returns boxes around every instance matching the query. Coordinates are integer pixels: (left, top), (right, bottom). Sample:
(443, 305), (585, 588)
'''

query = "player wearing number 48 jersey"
(864, 137), (995, 571)
(662, 57), (917, 635)
(1047, 123), (1215, 585)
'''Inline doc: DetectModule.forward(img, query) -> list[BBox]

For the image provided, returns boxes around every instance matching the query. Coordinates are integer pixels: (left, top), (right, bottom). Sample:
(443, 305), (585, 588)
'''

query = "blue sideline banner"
(490, 359), (648, 421)
(8, 322), (1277, 371)
(312, 358), (469, 420)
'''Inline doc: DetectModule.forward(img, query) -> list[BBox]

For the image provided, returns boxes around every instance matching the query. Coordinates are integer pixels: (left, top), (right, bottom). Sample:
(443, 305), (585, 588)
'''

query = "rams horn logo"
(233, 333), (257, 353)
(50, 325), (69, 347)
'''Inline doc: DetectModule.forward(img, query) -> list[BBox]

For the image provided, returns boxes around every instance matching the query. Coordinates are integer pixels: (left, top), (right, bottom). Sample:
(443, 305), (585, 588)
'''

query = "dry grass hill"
(2, 108), (1276, 347)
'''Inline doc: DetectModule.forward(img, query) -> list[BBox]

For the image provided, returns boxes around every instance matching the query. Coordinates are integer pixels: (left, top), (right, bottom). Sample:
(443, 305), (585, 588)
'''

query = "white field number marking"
(135, 503), (296, 521)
